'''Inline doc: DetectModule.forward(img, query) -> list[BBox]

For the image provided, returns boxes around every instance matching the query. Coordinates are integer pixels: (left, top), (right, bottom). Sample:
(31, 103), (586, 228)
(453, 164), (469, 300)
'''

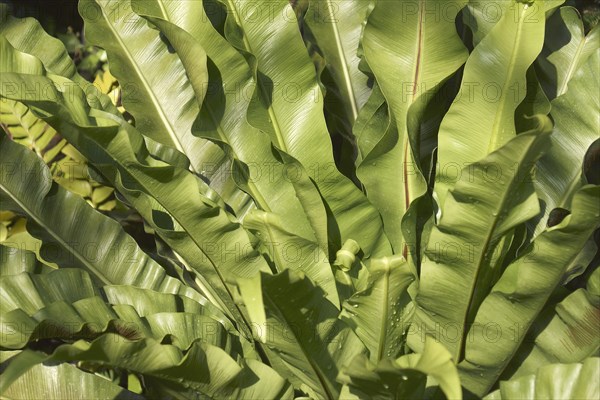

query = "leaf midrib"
(487, 4), (528, 153)
(0, 182), (111, 286)
(323, 0), (359, 121)
(96, 4), (190, 166)
(264, 294), (336, 400)
(402, 0), (425, 255)
(377, 261), (391, 361)
(455, 145), (536, 360)
(556, 35), (588, 97)
(224, 0), (288, 152)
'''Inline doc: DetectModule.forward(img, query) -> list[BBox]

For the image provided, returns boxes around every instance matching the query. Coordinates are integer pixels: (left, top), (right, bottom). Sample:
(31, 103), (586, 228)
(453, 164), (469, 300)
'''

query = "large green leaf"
(127, 1), (329, 250)
(243, 209), (339, 307)
(103, 285), (233, 332)
(464, 0), (565, 46)
(464, 0), (555, 136)
(238, 270), (365, 399)
(501, 266), (600, 380)
(79, 0), (253, 217)
(78, 0), (225, 173)
(410, 118), (552, 361)
(338, 337), (462, 400)
(456, 185), (600, 396)
(340, 254), (415, 362)
(435, 0), (547, 207)
(0, 35), (43, 74)
(536, 6), (599, 100)
(0, 268), (95, 316)
(357, 0), (468, 255)
(104, 285), (256, 354)
(217, 0), (391, 258)
(0, 5), (118, 114)
(1, 334), (291, 399)
(0, 134), (199, 300)
(303, 0), (372, 125)
(0, 270), (240, 354)
(0, 351), (143, 400)
(532, 49), (600, 235)
(0, 245), (52, 275)
(484, 358), (600, 400)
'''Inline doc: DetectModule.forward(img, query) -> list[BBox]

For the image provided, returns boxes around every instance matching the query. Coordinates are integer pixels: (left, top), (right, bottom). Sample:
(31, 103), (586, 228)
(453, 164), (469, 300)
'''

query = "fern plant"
(0, 0), (598, 399)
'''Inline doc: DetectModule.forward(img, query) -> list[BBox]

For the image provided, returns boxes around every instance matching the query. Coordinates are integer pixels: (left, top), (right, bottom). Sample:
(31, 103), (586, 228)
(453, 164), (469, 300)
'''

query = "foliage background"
(2, 0), (599, 66)
(0, 0), (598, 398)
(3, 0), (600, 30)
